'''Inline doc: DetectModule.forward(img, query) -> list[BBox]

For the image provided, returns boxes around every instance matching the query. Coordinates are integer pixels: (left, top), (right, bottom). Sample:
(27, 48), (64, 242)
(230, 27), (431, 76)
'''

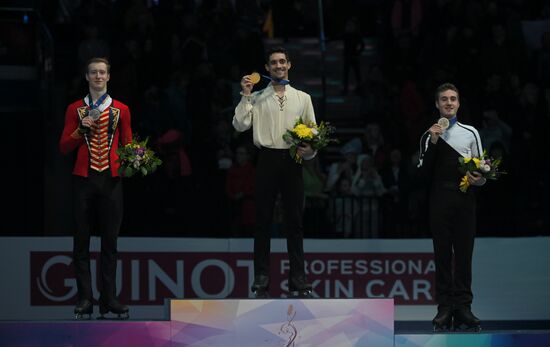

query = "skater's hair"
(435, 83), (459, 101)
(85, 57), (111, 73)
(266, 47), (290, 63)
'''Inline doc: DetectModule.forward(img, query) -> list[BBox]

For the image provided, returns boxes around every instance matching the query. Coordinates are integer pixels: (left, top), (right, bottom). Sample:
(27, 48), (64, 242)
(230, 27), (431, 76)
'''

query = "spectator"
(328, 177), (357, 238)
(380, 148), (411, 237)
(326, 137), (362, 192)
(226, 145), (256, 237)
(480, 109), (513, 154)
(341, 17), (364, 95)
(362, 122), (389, 169)
(351, 155), (387, 238)
(303, 156), (328, 237)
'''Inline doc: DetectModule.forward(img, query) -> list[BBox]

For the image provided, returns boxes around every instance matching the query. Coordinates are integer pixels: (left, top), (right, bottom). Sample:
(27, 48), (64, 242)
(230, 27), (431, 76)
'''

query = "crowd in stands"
(38, 0), (549, 238)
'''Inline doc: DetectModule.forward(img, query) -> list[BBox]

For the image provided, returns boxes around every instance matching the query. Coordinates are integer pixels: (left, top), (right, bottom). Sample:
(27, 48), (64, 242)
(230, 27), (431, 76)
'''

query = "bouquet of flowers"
(282, 117), (337, 163)
(458, 150), (505, 192)
(116, 137), (162, 177)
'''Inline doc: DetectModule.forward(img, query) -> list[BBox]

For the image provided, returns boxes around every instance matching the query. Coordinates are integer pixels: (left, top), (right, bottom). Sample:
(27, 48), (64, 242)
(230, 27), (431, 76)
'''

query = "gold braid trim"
(70, 129), (83, 139)
(71, 106), (88, 139)
(111, 107), (120, 131)
(77, 106), (87, 120)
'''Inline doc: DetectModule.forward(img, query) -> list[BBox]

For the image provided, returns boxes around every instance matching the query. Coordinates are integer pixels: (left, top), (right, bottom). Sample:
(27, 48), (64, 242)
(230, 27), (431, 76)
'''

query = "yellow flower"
(464, 157), (481, 168)
(459, 175), (470, 192)
(293, 124), (314, 139)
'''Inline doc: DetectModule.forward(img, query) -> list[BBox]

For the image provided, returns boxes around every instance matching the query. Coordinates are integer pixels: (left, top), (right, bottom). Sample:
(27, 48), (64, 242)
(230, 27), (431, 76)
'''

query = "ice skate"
(98, 299), (129, 320)
(288, 278), (313, 299)
(453, 308), (481, 332)
(252, 288), (270, 299)
(251, 276), (270, 299)
(251, 286), (270, 299)
(74, 299), (93, 320)
(288, 289), (314, 299)
(432, 308), (453, 332)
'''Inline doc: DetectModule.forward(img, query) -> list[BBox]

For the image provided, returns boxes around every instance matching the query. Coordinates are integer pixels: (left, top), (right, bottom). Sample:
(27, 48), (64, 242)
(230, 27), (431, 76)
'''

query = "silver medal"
(88, 108), (101, 121)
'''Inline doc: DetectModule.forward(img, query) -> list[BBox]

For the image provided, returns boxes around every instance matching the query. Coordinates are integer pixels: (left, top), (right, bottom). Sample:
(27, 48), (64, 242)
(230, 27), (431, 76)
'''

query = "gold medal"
(249, 72), (261, 84)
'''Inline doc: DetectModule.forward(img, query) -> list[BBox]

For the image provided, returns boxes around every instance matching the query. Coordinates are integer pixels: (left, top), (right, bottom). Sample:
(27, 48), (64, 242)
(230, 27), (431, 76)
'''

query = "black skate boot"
(98, 298), (129, 320)
(288, 277), (313, 299)
(288, 288), (314, 298)
(432, 307), (453, 332)
(453, 307), (481, 332)
(252, 287), (270, 299)
(251, 275), (270, 299)
(74, 299), (93, 320)
(289, 282), (314, 299)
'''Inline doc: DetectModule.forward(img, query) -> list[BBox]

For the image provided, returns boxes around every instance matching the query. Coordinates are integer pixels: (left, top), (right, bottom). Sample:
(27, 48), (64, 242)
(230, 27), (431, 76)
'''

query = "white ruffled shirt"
(232, 84), (316, 149)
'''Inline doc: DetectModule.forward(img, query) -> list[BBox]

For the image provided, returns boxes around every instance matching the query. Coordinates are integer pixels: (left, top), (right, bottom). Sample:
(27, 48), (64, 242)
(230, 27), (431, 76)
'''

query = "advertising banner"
(1, 237), (549, 320)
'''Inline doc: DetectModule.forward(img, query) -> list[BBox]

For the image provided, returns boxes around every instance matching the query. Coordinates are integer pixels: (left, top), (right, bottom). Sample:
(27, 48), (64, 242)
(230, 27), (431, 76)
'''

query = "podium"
(0, 299), (393, 347)
(170, 298), (394, 346)
(2, 299), (550, 346)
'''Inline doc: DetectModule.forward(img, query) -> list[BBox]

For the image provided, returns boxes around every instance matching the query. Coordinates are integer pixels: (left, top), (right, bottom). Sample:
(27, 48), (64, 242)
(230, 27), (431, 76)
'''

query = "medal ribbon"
(85, 93), (109, 110)
(261, 74), (290, 85)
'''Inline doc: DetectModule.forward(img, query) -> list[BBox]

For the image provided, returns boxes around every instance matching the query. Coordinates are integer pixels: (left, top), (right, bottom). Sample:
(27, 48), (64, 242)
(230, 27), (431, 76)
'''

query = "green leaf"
(124, 166), (134, 177)
(289, 146), (297, 159)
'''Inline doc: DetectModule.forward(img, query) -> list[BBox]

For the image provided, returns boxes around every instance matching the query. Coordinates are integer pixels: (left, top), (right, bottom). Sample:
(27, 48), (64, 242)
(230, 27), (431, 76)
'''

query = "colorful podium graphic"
(0, 299), (394, 347)
(170, 299), (394, 347)
(1, 299), (550, 346)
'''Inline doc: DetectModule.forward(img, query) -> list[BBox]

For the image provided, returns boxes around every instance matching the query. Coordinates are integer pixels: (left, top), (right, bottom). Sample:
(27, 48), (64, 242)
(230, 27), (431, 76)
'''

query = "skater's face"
(435, 89), (460, 118)
(265, 52), (291, 81)
(86, 62), (110, 92)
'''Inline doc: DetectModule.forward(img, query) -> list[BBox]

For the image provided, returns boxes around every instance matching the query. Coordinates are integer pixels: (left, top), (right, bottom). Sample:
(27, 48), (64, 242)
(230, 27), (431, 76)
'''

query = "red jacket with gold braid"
(59, 97), (132, 177)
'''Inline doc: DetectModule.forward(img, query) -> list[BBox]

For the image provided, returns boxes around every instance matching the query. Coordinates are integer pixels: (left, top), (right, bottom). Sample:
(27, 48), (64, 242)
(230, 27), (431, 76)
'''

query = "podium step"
(1, 301), (549, 346)
(0, 298), (394, 347)
(396, 331), (550, 347)
(170, 298), (394, 347)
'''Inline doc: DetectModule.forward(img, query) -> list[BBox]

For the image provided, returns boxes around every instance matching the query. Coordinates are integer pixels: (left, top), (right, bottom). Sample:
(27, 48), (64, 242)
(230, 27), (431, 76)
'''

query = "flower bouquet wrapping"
(282, 117), (337, 163)
(116, 137), (162, 177)
(458, 150), (505, 192)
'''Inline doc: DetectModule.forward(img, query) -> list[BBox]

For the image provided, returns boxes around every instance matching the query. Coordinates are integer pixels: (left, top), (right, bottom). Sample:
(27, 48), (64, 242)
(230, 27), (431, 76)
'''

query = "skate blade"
(433, 325), (452, 332)
(252, 292), (269, 299)
(453, 324), (481, 332)
(288, 290), (314, 299)
(97, 313), (130, 320)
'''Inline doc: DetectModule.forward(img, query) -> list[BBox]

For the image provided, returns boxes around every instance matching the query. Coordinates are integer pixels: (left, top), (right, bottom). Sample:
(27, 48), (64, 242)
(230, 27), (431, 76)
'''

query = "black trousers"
(73, 170), (123, 302)
(429, 185), (476, 310)
(254, 148), (308, 291)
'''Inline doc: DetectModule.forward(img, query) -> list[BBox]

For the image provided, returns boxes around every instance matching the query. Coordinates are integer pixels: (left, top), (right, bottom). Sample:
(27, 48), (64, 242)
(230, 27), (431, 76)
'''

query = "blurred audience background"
(1, 0), (548, 238)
